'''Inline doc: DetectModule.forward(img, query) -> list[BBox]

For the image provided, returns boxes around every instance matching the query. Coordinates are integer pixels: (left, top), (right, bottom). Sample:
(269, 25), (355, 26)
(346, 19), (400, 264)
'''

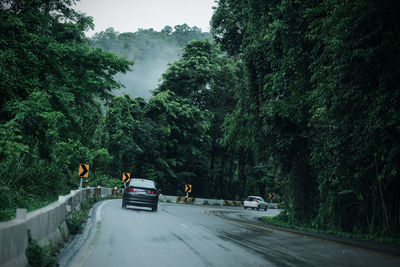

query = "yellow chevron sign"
(78, 164), (89, 177)
(122, 172), (131, 183)
(185, 184), (192, 193)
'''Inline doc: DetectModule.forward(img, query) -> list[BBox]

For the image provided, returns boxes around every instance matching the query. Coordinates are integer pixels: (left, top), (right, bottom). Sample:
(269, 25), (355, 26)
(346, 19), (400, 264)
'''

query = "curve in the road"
(207, 209), (400, 259)
(59, 201), (400, 267)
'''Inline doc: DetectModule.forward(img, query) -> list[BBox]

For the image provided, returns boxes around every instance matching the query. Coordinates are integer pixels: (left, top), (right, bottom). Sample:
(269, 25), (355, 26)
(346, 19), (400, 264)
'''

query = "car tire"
(244, 206), (247, 209)
(257, 206), (260, 211)
(152, 205), (158, 212)
(122, 202), (126, 209)
(264, 206), (267, 211)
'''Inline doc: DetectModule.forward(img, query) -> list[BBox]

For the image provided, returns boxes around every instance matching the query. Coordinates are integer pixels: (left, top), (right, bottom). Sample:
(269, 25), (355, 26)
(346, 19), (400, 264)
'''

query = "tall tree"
(155, 40), (243, 198)
(147, 91), (212, 195)
(308, 0), (400, 234)
(211, 0), (400, 237)
(0, 0), (131, 220)
(212, 0), (318, 222)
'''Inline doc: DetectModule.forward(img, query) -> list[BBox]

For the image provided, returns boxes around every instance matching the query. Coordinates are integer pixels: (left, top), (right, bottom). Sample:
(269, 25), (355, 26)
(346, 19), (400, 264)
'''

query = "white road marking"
(181, 223), (189, 228)
(70, 200), (112, 267)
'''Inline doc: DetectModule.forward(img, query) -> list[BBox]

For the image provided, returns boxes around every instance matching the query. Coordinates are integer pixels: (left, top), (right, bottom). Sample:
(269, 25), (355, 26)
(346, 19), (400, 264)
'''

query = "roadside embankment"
(0, 187), (113, 267)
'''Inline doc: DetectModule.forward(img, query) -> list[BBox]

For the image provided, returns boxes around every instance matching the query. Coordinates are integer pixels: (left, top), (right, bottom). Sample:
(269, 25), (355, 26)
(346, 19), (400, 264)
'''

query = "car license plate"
(137, 191), (145, 195)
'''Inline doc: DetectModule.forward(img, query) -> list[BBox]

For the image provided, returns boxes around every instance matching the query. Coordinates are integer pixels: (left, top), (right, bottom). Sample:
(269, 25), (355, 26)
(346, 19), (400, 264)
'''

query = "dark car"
(122, 178), (159, 211)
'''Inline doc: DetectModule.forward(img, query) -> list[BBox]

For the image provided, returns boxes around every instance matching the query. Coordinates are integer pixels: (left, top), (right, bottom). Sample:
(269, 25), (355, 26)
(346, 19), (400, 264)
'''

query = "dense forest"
(210, 0), (400, 238)
(1, 0), (399, 240)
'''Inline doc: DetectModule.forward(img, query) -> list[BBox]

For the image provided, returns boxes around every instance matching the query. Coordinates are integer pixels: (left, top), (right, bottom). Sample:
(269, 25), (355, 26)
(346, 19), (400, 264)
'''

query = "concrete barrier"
(195, 198), (223, 206)
(0, 187), (113, 267)
(268, 203), (280, 209)
(176, 196), (196, 204)
(111, 188), (124, 198)
(160, 195), (279, 208)
(223, 200), (243, 206)
(159, 195), (176, 203)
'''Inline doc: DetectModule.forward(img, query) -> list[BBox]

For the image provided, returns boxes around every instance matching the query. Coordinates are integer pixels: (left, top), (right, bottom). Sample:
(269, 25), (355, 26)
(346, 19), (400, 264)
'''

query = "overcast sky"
(74, 0), (216, 36)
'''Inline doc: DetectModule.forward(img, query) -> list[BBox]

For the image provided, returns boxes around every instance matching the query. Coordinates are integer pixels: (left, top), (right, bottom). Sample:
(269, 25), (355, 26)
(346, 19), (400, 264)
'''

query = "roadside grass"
(26, 238), (58, 267)
(66, 209), (89, 235)
(66, 196), (106, 235)
(0, 197), (58, 222)
(259, 215), (400, 244)
(26, 232), (66, 267)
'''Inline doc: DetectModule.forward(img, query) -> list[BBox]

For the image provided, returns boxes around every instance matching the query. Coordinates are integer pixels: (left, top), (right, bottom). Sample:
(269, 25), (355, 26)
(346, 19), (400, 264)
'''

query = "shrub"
(26, 238), (57, 267)
(66, 209), (88, 235)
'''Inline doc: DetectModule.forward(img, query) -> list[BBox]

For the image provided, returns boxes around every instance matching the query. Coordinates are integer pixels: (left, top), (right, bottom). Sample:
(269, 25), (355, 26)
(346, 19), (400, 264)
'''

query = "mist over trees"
(89, 25), (210, 98)
(101, 39), (242, 198)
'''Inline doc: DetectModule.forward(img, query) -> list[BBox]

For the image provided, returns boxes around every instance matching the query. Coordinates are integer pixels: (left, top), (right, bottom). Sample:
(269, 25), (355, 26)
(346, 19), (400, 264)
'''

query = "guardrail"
(0, 187), (113, 267)
(160, 195), (281, 209)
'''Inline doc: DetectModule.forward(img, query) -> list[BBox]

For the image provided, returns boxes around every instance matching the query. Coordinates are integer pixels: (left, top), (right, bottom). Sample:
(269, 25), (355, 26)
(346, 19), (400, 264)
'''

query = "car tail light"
(126, 187), (135, 192)
(148, 189), (158, 195)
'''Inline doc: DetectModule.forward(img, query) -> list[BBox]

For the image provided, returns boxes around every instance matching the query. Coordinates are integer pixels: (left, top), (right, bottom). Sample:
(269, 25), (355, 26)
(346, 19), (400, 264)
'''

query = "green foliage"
(147, 90), (212, 194)
(210, 0), (246, 57)
(91, 38), (242, 198)
(0, 0), (131, 220)
(66, 198), (93, 235)
(66, 209), (88, 235)
(89, 175), (121, 188)
(105, 96), (136, 176)
(211, 0), (400, 239)
(305, 0), (400, 236)
(0, 144), (60, 221)
(153, 40), (242, 198)
(26, 238), (58, 267)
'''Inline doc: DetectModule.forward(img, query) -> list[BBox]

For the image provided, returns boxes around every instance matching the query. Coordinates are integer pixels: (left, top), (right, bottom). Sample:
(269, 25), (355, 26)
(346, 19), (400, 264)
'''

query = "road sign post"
(78, 164), (90, 188)
(269, 192), (275, 203)
(185, 184), (192, 198)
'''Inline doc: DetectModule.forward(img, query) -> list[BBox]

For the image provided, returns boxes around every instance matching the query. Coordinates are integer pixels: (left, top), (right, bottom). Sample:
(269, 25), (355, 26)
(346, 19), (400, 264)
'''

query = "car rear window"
(246, 196), (264, 201)
(129, 179), (155, 189)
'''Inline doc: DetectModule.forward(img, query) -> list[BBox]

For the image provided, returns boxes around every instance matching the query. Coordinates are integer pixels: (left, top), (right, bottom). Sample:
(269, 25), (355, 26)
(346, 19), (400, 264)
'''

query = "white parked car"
(244, 196), (268, 211)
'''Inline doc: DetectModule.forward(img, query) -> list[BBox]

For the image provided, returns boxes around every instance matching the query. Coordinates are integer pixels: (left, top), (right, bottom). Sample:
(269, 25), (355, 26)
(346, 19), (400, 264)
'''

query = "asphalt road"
(59, 200), (400, 267)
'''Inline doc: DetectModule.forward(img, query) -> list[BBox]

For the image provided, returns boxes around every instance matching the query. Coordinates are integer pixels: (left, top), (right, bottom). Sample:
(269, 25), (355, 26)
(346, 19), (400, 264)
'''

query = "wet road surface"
(59, 200), (400, 267)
